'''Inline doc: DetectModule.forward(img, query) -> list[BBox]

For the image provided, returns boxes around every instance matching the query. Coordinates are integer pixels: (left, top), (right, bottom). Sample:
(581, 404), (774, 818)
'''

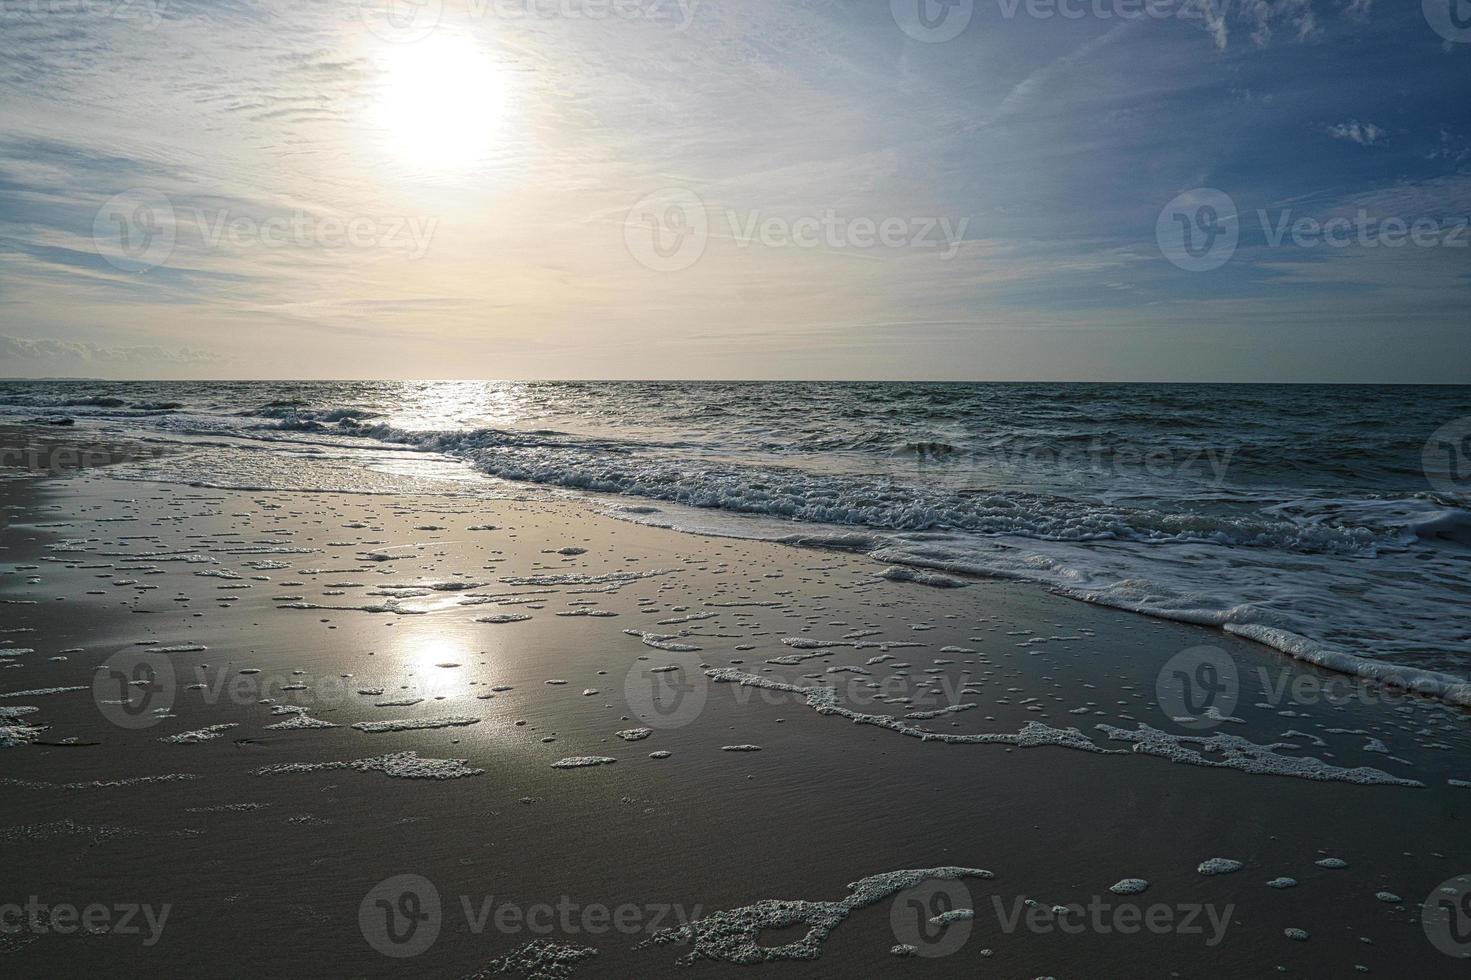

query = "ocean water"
(4, 380), (1470, 699)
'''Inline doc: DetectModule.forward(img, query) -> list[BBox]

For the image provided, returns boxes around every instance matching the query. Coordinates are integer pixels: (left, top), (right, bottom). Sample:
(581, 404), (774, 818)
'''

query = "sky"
(0, 0), (1468, 381)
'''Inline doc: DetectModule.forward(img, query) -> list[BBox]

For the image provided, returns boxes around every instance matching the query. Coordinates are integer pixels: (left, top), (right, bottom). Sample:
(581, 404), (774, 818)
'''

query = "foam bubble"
(504, 569), (670, 587)
(1197, 858), (1243, 876)
(266, 710), (339, 730)
(464, 939), (598, 979)
(639, 867), (992, 966)
(351, 716), (479, 733)
(623, 630), (700, 652)
(0, 722), (47, 747)
(160, 723), (239, 744)
(1097, 724), (1422, 787)
(1109, 879), (1149, 895)
(254, 751), (482, 780)
(0, 686), (86, 697)
(615, 728), (653, 741)
(706, 668), (1112, 753)
(550, 756), (617, 769)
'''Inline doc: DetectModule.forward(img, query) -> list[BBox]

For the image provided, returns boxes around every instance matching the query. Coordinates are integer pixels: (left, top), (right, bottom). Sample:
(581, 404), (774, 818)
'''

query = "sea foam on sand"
(253, 751), (482, 780)
(641, 868), (992, 965)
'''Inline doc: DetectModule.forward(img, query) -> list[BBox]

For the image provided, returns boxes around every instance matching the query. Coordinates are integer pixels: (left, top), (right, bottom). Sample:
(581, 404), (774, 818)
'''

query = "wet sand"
(3, 445), (1470, 977)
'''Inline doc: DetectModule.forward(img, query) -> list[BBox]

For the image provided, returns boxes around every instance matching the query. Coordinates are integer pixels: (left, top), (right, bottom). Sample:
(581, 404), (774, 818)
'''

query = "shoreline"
(2, 465), (1470, 976)
(7, 416), (1470, 713)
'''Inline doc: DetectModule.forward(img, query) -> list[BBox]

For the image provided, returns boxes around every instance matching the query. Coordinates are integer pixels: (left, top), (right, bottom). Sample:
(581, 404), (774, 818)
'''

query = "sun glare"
(377, 36), (505, 171)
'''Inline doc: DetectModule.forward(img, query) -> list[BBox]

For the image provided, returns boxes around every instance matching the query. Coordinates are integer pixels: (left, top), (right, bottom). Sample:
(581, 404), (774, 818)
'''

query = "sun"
(376, 35), (505, 172)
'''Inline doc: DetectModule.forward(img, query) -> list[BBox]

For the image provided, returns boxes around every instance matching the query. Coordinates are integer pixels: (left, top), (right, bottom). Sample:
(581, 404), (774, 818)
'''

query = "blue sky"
(0, 0), (1467, 380)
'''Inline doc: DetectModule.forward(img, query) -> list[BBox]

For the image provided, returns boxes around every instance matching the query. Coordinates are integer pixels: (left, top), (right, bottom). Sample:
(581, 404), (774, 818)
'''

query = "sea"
(4, 380), (1469, 700)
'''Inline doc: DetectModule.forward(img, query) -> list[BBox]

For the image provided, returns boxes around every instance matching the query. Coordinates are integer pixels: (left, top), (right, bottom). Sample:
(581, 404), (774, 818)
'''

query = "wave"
(256, 406), (383, 424)
(859, 539), (1471, 707)
(7, 378), (1470, 707)
(897, 441), (959, 457)
(1408, 508), (1471, 547)
(319, 422), (1450, 557)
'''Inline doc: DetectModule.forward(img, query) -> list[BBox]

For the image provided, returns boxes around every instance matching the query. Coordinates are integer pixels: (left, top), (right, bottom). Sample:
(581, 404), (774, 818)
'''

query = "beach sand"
(3, 433), (1469, 977)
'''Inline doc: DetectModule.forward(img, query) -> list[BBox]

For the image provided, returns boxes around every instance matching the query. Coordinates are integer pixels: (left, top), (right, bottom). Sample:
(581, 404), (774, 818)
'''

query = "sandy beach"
(9, 0), (1471, 974)
(2, 428), (1469, 978)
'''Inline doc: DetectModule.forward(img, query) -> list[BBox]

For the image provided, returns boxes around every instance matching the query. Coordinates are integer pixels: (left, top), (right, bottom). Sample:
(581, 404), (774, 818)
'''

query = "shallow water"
(4, 379), (1470, 694)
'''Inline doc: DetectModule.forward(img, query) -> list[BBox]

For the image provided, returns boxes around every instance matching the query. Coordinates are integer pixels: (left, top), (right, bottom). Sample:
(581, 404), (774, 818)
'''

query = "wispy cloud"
(0, 333), (222, 367)
(0, 0), (1464, 381)
(1324, 120), (1387, 145)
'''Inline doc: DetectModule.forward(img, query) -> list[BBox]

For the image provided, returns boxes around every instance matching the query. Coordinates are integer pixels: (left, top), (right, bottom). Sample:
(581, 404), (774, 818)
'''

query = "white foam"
(266, 710), (339, 730)
(1097, 724), (1422, 787)
(1225, 622), (1471, 708)
(876, 566), (969, 588)
(706, 668), (1112, 752)
(160, 723), (238, 744)
(624, 630), (700, 652)
(0, 686), (86, 697)
(615, 728), (653, 741)
(550, 756), (617, 769)
(640, 867), (992, 965)
(504, 569), (670, 587)
(0, 722), (47, 747)
(1197, 858), (1243, 876)
(254, 751), (483, 780)
(469, 940), (598, 979)
(351, 716), (479, 733)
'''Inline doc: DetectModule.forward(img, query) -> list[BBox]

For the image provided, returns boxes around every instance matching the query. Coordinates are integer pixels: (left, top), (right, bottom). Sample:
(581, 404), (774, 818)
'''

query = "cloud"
(1188, 0), (1378, 50)
(0, 334), (222, 366)
(1241, 0), (1318, 46)
(1324, 120), (1387, 145)
(0, 0), (1461, 382)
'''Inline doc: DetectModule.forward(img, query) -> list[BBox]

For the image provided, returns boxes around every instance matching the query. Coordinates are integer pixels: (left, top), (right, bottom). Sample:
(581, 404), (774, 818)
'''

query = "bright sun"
(377, 36), (505, 171)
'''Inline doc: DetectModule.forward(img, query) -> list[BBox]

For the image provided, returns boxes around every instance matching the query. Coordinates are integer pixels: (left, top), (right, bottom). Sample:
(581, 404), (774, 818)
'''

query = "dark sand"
(2, 431), (1469, 977)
